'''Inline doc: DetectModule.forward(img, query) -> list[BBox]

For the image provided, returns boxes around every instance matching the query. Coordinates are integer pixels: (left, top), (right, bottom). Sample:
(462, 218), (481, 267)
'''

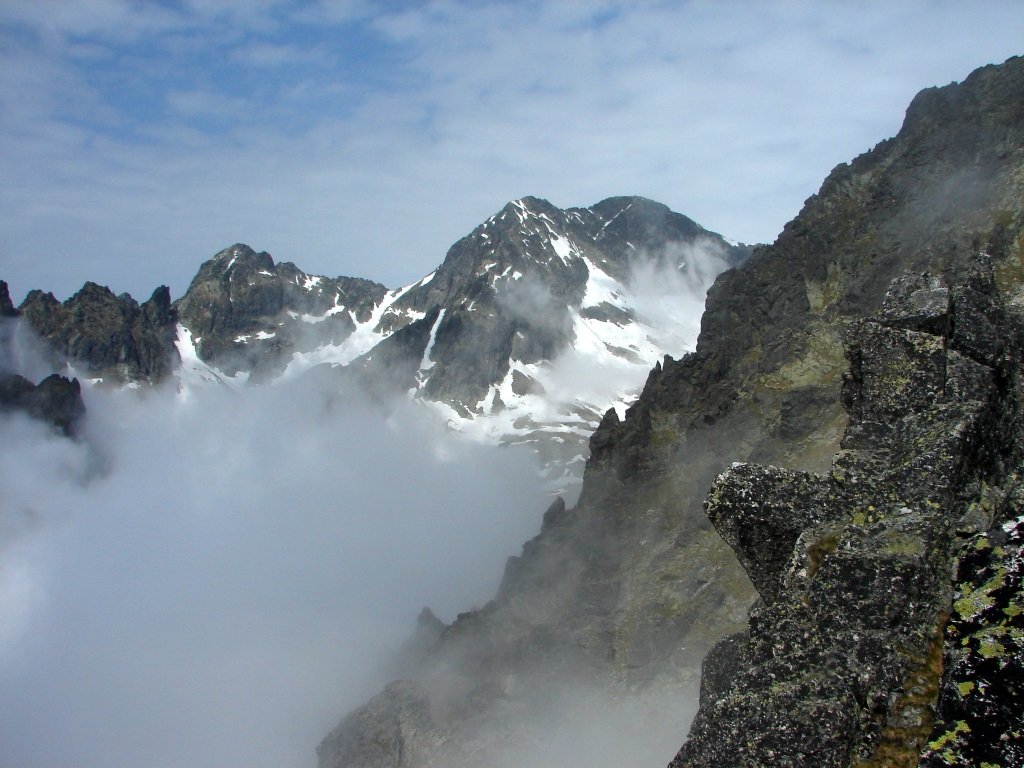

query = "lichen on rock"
(920, 513), (1024, 767)
(672, 259), (1024, 767)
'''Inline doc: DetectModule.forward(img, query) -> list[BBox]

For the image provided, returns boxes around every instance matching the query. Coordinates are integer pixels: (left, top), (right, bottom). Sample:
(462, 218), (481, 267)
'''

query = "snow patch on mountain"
(174, 325), (248, 392)
(550, 234), (576, 264)
(277, 277), (425, 379)
(418, 309), (446, 373)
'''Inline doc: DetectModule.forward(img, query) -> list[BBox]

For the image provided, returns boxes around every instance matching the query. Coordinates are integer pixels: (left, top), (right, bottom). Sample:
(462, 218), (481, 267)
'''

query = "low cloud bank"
(0, 371), (546, 768)
(498, 688), (697, 768)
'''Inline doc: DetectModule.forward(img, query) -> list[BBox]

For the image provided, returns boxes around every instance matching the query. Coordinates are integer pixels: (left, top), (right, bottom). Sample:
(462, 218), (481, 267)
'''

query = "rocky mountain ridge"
(6, 196), (746, 492)
(0, 280), (85, 435)
(320, 56), (1024, 767)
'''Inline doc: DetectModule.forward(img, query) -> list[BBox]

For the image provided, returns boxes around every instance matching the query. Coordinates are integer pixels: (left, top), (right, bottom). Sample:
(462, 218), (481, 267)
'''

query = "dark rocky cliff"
(673, 261), (1024, 766)
(320, 56), (1024, 767)
(0, 372), (85, 436)
(17, 281), (179, 383)
(0, 280), (87, 435)
(173, 243), (388, 379)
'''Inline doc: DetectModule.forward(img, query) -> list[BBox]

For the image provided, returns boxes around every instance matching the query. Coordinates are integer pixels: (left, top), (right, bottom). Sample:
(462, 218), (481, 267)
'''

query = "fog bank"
(0, 373), (546, 768)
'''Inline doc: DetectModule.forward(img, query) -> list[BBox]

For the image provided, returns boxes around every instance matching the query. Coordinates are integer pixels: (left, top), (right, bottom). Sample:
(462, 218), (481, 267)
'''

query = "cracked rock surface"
(672, 261), (1024, 767)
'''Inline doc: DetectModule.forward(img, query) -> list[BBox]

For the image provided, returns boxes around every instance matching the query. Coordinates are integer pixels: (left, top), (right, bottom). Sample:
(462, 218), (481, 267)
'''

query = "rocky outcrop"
(173, 243), (388, 378)
(0, 281), (17, 318)
(17, 281), (179, 383)
(321, 56), (1024, 768)
(317, 682), (452, 768)
(0, 372), (85, 435)
(672, 260), (1024, 766)
(662, 57), (1024, 766)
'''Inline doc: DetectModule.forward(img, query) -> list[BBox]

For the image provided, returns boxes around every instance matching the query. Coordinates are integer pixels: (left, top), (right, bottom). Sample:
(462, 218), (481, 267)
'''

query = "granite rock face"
(0, 372), (85, 435)
(664, 56), (1024, 767)
(17, 281), (179, 383)
(672, 260), (1024, 766)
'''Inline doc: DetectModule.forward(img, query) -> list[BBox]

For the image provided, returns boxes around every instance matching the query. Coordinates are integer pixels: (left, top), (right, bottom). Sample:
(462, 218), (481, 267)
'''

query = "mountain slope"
(169, 196), (745, 491)
(173, 244), (388, 380)
(321, 56), (1024, 768)
(4, 196), (743, 492)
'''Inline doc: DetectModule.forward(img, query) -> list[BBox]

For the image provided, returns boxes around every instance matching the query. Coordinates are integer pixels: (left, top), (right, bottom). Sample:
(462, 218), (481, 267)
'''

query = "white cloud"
(0, 375), (547, 768)
(2, 2), (1023, 303)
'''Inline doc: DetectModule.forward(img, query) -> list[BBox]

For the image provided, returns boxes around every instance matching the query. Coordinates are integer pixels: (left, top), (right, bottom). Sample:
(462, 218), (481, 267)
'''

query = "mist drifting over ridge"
(0, 365), (547, 768)
(0, 203), (739, 767)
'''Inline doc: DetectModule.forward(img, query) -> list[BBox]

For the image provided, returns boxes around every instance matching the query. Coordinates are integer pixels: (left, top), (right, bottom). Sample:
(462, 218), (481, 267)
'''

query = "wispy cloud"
(0, 1), (1022, 304)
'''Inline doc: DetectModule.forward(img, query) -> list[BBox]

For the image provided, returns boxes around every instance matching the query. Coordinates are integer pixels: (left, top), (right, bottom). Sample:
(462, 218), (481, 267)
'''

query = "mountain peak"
(207, 243), (275, 275)
(0, 280), (16, 317)
(483, 196), (563, 234)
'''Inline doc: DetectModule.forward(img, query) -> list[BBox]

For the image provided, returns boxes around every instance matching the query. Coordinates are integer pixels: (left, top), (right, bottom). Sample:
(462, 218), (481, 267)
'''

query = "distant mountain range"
(3, 195), (749, 493)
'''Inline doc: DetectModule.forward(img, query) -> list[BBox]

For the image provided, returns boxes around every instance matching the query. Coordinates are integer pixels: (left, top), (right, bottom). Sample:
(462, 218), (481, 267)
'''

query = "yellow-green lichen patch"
(805, 261), (844, 314)
(880, 530), (926, 558)
(924, 720), (972, 765)
(850, 505), (879, 527)
(750, 324), (847, 393)
(994, 243), (1024, 296)
(805, 529), (843, 580)
(976, 635), (1006, 659)
(953, 589), (996, 622)
(952, 563), (1009, 622)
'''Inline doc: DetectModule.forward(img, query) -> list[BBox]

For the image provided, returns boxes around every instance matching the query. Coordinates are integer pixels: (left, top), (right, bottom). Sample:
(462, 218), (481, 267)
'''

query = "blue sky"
(2, 1), (1023, 302)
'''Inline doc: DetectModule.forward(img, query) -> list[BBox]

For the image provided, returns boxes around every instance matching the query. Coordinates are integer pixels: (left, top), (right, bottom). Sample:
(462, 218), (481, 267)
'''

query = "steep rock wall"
(673, 261), (1024, 766)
